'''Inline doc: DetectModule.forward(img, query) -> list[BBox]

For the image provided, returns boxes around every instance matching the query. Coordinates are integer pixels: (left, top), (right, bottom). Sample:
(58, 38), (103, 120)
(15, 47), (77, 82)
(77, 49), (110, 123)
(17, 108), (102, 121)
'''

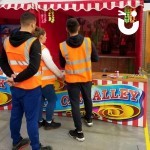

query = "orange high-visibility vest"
(41, 45), (57, 87)
(4, 37), (42, 89)
(60, 37), (92, 83)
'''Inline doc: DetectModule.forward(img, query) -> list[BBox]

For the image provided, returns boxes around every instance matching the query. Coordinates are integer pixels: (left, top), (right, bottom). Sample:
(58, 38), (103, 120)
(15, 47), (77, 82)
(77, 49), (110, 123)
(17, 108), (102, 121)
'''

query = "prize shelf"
(92, 54), (136, 73)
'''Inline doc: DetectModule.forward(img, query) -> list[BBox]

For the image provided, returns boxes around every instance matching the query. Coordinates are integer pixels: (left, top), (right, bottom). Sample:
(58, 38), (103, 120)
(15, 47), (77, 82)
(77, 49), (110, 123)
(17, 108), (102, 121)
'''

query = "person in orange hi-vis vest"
(33, 27), (64, 130)
(0, 12), (52, 150)
(59, 18), (99, 142)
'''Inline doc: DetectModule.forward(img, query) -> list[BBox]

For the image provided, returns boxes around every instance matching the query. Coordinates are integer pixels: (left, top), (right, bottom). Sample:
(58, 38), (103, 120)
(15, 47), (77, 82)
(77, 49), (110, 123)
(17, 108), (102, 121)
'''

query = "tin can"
(115, 71), (119, 77)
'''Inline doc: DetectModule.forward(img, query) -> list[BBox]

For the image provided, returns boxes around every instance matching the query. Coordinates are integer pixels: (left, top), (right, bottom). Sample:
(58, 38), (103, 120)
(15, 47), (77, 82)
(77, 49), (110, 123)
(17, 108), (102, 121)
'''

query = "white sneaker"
(84, 118), (93, 127)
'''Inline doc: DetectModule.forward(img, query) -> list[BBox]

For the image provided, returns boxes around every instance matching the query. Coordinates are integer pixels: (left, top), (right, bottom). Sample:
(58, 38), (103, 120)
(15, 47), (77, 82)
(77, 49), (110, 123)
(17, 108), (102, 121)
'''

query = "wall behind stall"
(144, 11), (150, 72)
(135, 6), (143, 73)
(41, 11), (68, 69)
(0, 8), (22, 53)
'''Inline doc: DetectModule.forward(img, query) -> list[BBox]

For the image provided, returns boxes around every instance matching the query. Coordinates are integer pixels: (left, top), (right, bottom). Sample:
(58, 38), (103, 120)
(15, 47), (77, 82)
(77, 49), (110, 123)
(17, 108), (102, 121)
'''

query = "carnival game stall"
(0, 0), (144, 71)
(0, 72), (148, 127)
(0, 0), (147, 127)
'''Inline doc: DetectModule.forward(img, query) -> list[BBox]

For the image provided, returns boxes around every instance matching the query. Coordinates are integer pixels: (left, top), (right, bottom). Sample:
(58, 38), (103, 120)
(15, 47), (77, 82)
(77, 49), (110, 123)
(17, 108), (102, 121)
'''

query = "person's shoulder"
(30, 38), (41, 50)
(84, 37), (91, 43)
(84, 37), (91, 40)
(59, 40), (67, 46)
(26, 37), (37, 43)
(42, 47), (52, 57)
(30, 37), (37, 41)
(60, 40), (66, 43)
(31, 38), (40, 45)
(41, 44), (46, 50)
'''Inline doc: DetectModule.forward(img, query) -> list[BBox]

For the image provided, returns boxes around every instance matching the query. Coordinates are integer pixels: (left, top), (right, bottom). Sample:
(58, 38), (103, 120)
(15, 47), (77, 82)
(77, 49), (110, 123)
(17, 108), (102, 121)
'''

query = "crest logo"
(118, 7), (139, 35)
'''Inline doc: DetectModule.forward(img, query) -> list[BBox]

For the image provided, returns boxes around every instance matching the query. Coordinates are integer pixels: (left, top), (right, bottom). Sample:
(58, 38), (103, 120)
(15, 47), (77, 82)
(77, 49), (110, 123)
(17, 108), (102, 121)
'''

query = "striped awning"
(0, 3), (34, 10)
(37, 0), (144, 11)
(0, 0), (144, 11)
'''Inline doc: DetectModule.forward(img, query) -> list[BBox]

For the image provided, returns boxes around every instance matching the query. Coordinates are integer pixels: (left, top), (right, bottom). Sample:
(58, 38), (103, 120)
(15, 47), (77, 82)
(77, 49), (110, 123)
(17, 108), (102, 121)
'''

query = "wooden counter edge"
(92, 72), (148, 83)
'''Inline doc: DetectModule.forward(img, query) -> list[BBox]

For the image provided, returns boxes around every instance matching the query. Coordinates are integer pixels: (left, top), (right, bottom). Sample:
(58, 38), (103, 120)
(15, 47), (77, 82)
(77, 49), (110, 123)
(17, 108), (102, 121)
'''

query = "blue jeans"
(10, 86), (41, 150)
(39, 84), (57, 122)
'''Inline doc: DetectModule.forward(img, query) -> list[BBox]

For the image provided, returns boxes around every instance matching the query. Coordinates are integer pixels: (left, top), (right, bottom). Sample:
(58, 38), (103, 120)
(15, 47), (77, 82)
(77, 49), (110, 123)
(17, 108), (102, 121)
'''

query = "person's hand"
(59, 71), (65, 80)
(6, 77), (15, 86)
(62, 71), (65, 79)
(57, 70), (65, 79)
(62, 71), (65, 76)
(11, 74), (16, 78)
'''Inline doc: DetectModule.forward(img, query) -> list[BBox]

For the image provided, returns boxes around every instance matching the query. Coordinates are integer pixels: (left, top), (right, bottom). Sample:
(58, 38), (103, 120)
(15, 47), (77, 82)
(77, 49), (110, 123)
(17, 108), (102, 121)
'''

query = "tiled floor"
(0, 79), (149, 150)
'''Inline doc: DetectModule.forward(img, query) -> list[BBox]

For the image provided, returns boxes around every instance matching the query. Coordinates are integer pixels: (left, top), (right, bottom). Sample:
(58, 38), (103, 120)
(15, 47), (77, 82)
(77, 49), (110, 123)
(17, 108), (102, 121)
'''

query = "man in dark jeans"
(0, 12), (52, 150)
(59, 18), (99, 142)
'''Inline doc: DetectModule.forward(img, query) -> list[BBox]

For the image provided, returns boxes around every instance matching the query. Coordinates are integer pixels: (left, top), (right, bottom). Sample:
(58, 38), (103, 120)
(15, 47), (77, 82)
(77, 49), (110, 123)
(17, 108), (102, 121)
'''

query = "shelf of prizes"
(0, 72), (148, 128)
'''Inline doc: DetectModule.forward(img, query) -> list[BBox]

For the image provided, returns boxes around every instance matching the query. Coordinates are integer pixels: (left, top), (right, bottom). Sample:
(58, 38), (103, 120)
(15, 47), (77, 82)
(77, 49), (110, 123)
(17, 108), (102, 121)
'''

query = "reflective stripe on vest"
(9, 71), (41, 77)
(42, 66), (49, 71)
(3, 37), (8, 50)
(24, 37), (35, 64)
(9, 60), (28, 66)
(41, 66), (56, 80)
(65, 67), (91, 74)
(61, 38), (91, 74)
(42, 75), (56, 80)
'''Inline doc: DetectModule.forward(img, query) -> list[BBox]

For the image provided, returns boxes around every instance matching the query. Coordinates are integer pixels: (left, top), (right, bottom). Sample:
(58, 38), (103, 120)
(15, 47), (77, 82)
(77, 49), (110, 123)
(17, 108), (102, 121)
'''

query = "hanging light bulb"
(48, 9), (55, 23)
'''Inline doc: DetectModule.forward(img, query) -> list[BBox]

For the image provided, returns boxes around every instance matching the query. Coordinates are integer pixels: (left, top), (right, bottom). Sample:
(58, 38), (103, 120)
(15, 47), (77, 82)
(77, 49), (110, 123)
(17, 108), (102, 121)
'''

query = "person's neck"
(20, 27), (32, 33)
(69, 32), (78, 37)
(40, 41), (43, 45)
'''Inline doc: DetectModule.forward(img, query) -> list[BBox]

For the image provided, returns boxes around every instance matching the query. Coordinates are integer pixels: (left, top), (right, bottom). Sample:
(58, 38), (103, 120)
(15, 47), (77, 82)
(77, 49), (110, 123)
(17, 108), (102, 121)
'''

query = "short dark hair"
(33, 27), (46, 39)
(20, 12), (36, 26)
(66, 18), (79, 34)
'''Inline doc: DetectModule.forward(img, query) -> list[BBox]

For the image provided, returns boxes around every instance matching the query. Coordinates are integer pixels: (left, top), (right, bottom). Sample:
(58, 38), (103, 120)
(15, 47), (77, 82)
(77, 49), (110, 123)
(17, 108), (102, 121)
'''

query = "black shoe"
(12, 138), (30, 150)
(40, 144), (53, 150)
(69, 129), (85, 142)
(84, 117), (93, 127)
(44, 120), (61, 130)
(38, 119), (46, 128)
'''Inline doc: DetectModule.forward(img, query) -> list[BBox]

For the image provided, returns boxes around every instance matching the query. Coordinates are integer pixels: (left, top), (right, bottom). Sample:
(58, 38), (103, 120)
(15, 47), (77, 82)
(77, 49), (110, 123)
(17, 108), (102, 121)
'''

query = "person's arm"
(59, 50), (66, 68)
(13, 39), (41, 82)
(42, 48), (63, 78)
(0, 47), (14, 77)
(91, 42), (99, 62)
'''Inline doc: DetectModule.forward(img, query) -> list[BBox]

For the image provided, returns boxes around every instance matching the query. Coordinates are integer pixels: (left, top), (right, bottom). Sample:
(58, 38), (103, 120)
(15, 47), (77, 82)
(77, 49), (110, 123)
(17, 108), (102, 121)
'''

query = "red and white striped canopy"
(0, 0), (144, 11)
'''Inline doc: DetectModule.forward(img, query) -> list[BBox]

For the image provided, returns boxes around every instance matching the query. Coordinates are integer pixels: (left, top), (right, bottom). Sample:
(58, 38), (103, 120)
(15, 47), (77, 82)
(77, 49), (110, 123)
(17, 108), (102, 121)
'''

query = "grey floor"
(0, 111), (146, 150)
(0, 79), (150, 150)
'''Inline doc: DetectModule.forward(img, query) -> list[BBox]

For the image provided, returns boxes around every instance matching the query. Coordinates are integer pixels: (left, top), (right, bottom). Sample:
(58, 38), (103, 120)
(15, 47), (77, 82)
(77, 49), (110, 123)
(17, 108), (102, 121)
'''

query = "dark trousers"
(67, 81), (92, 131)
(39, 84), (57, 122)
(10, 86), (41, 150)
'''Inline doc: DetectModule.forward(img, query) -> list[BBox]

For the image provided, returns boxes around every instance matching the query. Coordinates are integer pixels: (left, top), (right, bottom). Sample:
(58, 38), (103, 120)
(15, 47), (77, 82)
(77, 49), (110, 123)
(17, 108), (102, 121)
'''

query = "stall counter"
(54, 72), (148, 128)
(0, 72), (148, 127)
